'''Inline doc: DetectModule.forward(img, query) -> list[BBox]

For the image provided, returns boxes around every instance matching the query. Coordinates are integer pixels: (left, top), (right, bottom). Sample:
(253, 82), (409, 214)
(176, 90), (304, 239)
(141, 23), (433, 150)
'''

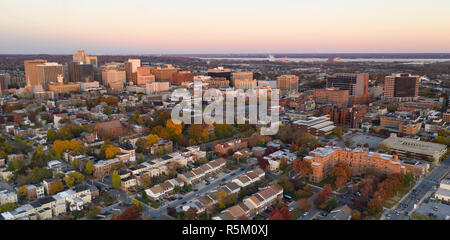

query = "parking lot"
(349, 133), (385, 149)
(415, 202), (450, 220)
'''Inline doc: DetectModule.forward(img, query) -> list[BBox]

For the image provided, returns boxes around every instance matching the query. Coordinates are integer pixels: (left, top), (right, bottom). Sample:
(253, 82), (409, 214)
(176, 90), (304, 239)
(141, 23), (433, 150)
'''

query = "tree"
(279, 206), (293, 220)
(31, 150), (49, 168)
(7, 158), (26, 172)
(268, 206), (292, 220)
(257, 157), (269, 170)
(72, 158), (79, 169)
(330, 163), (352, 188)
(332, 126), (343, 138)
(105, 146), (120, 159)
(49, 180), (64, 195)
(217, 189), (228, 209)
(351, 210), (362, 220)
(185, 207), (198, 220)
(315, 184), (332, 208)
(17, 185), (27, 198)
(404, 171), (415, 188)
(343, 138), (354, 148)
(0, 203), (18, 213)
(325, 197), (338, 212)
(112, 170), (121, 189)
(277, 176), (295, 194)
(47, 129), (57, 143)
(298, 198), (313, 212)
(293, 159), (312, 178)
(64, 171), (84, 187)
(64, 176), (75, 187)
(111, 205), (141, 220)
(146, 134), (159, 146)
(368, 198), (383, 216)
(279, 157), (288, 172)
(84, 160), (93, 175)
(86, 205), (101, 219)
(52, 139), (86, 159)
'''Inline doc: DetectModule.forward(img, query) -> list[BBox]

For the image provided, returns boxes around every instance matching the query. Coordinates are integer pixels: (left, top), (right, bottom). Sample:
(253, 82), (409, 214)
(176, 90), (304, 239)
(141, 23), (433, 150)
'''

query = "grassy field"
(412, 212), (437, 220)
(383, 183), (415, 209)
(135, 196), (161, 209)
(306, 176), (336, 189)
(291, 208), (304, 220)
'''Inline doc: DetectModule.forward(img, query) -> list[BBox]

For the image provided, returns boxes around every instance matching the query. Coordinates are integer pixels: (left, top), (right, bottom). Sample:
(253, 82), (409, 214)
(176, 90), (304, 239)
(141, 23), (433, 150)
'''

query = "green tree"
(72, 158), (79, 169)
(351, 210), (362, 220)
(112, 170), (121, 189)
(84, 160), (93, 175)
(64, 176), (75, 187)
(47, 129), (58, 143)
(17, 186), (28, 198)
(0, 203), (18, 213)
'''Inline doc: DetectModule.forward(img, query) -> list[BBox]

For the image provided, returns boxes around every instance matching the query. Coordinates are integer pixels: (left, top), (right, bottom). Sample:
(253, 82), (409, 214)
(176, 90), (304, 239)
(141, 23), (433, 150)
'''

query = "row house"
(1, 186), (92, 220)
(186, 182), (241, 214)
(120, 176), (137, 191)
(116, 147), (136, 163)
(144, 177), (184, 201)
(186, 168), (266, 214)
(178, 158), (227, 185)
(26, 184), (45, 201)
(42, 178), (63, 195)
(212, 183), (283, 220)
(0, 189), (18, 205)
(232, 168), (265, 188)
(151, 139), (174, 155)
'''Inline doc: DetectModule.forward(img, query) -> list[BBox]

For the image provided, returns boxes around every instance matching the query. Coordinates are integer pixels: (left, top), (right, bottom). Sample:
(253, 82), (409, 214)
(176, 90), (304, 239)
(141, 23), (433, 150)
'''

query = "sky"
(0, 0), (449, 54)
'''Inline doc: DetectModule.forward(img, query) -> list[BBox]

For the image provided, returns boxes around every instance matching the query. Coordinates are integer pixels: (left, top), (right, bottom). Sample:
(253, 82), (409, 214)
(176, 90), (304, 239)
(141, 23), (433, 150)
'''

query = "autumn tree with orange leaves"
(111, 205), (141, 220)
(330, 163), (352, 188)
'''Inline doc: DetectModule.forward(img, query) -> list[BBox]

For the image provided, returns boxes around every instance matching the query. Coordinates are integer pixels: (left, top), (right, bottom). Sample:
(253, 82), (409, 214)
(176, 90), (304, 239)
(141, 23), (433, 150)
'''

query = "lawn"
(135, 196), (161, 209)
(306, 176), (336, 189)
(291, 208), (304, 220)
(412, 212), (437, 220)
(383, 182), (415, 209)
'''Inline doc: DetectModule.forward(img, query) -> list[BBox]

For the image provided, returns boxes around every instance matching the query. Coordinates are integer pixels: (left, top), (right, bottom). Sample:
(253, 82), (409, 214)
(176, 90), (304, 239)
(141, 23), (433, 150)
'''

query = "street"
(142, 164), (252, 219)
(385, 156), (450, 220)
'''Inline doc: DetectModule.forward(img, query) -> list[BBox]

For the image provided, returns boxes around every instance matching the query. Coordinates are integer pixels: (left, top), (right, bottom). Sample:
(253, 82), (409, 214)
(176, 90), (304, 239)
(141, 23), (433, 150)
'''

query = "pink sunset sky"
(0, 0), (449, 54)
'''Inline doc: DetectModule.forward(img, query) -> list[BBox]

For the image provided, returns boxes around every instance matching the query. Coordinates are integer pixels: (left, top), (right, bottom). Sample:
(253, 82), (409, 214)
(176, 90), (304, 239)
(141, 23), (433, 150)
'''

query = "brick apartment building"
(94, 120), (127, 140)
(303, 146), (428, 183)
(319, 105), (367, 128)
(171, 71), (194, 85)
(214, 139), (248, 155)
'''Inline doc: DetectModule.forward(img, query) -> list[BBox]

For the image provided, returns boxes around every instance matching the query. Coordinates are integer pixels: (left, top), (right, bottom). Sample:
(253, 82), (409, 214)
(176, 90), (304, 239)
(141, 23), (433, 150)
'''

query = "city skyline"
(1, 0), (450, 54)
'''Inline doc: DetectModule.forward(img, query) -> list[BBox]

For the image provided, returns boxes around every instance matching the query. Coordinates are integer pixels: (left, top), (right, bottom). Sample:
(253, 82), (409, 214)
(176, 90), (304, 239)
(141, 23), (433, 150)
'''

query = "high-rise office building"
(277, 75), (299, 93)
(0, 73), (8, 95)
(132, 67), (155, 85)
(102, 69), (126, 88)
(36, 62), (64, 89)
(325, 73), (369, 97)
(231, 72), (253, 87)
(69, 62), (95, 82)
(384, 73), (419, 101)
(73, 50), (98, 68)
(125, 59), (141, 82)
(24, 59), (47, 88)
